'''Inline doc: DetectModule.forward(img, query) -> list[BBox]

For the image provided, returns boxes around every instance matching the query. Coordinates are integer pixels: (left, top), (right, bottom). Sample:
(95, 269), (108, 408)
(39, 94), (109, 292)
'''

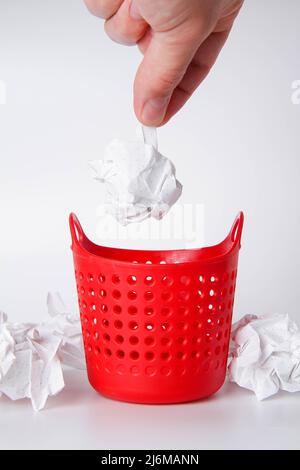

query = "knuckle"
(158, 74), (176, 91)
(105, 16), (147, 46)
(104, 21), (138, 46)
(156, 68), (182, 92)
(84, 0), (115, 19)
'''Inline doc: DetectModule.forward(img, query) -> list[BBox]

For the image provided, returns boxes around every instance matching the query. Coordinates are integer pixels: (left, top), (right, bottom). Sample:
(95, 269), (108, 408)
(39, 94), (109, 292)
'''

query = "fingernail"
(129, 0), (142, 20)
(141, 97), (169, 125)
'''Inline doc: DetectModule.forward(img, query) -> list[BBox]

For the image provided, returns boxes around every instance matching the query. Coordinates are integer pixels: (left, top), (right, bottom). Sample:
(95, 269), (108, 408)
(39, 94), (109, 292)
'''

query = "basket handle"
(69, 213), (84, 249)
(229, 211), (244, 249)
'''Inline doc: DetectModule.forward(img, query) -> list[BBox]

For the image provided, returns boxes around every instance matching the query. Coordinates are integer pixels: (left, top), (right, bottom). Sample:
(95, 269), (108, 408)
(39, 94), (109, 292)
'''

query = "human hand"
(84, 0), (243, 126)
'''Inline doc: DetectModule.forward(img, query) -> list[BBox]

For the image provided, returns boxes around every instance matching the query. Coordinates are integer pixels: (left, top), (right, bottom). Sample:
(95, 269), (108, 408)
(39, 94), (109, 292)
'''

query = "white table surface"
(0, 369), (299, 450)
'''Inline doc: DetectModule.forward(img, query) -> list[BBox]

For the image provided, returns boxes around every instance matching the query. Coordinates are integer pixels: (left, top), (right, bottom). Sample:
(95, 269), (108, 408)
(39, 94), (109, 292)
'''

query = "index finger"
(83, 0), (123, 19)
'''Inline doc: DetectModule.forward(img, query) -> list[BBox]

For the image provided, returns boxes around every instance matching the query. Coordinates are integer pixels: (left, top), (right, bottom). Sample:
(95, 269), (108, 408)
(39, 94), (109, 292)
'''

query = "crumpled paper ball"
(90, 126), (182, 225)
(228, 314), (300, 400)
(0, 293), (85, 411)
(0, 312), (15, 382)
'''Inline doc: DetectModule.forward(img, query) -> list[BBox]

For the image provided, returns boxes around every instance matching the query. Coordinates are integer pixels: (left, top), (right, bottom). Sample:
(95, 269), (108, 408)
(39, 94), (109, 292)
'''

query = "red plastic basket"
(70, 212), (244, 404)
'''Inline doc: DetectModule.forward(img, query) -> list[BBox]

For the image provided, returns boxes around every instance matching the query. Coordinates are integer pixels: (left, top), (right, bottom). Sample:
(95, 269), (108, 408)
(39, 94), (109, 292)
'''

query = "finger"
(134, 26), (206, 126)
(216, 0), (244, 32)
(161, 30), (230, 125)
(137, 28), (152, 54)
(105, 0), (148, 45)
(83, 0), (123, 19)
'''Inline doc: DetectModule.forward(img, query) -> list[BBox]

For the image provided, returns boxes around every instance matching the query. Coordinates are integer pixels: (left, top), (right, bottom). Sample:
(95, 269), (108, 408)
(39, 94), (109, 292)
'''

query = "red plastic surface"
(70, 212), (244, 404)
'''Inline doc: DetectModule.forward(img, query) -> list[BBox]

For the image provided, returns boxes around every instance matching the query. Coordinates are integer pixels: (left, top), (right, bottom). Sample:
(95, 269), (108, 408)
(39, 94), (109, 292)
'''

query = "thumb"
(134, 28), (204, 126)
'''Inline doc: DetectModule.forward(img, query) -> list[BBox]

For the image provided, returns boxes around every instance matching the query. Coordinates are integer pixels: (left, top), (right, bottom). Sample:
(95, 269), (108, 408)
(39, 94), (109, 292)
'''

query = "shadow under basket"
(69, 212), (244, 404)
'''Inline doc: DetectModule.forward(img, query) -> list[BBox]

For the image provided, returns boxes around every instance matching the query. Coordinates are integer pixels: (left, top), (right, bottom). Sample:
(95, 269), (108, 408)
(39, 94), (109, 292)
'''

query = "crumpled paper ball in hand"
(90, 126), (182, 225)
(228, 314), (300, 400)
(0, 293), (85, 411)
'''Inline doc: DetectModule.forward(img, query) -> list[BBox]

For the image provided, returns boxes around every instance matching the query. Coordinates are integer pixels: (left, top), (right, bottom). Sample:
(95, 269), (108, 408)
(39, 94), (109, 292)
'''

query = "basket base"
(94, 387), (223, 405)
(87, 369), (226, 404)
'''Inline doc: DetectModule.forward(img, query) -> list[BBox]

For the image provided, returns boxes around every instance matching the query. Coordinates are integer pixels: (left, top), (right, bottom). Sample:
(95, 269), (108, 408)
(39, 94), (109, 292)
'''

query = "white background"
(0, 0), (299, 450)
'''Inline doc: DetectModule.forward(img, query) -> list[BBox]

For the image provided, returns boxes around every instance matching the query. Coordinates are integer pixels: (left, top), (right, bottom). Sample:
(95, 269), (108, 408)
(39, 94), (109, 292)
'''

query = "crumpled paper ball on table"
(90, 126), (182, 225)
(229, 314), (300, 400)
(0, 293), (84, 411)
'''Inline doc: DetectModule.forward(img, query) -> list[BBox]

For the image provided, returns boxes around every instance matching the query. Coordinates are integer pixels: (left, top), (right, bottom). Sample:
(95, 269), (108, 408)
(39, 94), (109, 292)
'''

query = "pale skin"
(83, 0), (244, 126)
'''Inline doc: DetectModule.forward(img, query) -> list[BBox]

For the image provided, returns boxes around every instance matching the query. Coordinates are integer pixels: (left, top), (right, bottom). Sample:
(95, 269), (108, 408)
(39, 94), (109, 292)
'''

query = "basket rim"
(69, 212), (244, 266)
